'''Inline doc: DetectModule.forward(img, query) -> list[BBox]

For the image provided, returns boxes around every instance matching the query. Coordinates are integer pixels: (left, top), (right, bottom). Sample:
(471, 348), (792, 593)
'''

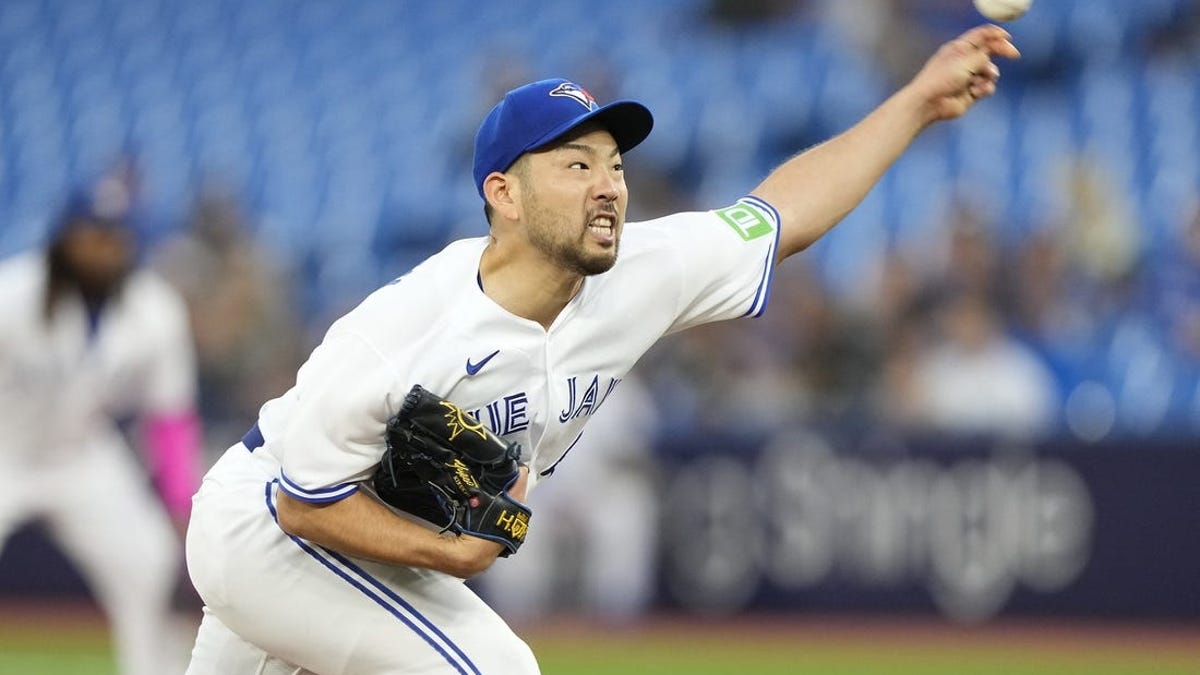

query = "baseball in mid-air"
(973, 0), (1032, 22)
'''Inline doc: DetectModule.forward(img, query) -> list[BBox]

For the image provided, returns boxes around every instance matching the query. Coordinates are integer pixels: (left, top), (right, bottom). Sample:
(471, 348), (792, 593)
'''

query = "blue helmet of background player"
(44, 194), (137, 318)
(472, 78), (654, 200)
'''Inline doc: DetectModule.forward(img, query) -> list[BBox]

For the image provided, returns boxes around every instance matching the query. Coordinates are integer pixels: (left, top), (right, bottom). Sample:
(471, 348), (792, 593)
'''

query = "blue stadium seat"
(889, 148), (954, 251)
(1104, 315), (1179, 436)
(0, 0), (1196, 440)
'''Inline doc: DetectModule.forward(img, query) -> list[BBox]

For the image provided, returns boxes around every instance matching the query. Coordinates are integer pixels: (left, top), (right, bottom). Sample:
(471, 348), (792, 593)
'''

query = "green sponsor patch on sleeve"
(714, 203), (774, 241)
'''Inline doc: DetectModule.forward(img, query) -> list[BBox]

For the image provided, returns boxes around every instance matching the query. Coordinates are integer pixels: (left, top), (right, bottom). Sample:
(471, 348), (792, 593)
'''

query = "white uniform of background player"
(0, 210), (200, 675)
(184, 27), (1018, 672)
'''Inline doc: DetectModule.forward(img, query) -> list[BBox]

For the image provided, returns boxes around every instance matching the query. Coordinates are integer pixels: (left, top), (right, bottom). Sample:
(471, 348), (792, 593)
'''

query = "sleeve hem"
(278, 471), (360, 503)
(737, 195), (782, 318)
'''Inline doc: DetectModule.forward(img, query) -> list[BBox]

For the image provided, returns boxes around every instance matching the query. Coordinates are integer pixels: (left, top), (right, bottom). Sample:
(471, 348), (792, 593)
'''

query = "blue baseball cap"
(472, 78), (654, 199)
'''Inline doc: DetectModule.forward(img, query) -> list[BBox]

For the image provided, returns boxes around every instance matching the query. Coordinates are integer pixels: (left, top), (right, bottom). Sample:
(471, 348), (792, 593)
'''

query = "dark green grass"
(1, 615), (1196, 675)
(530, 634), (1199, 675)
(0, 626), (115, 675)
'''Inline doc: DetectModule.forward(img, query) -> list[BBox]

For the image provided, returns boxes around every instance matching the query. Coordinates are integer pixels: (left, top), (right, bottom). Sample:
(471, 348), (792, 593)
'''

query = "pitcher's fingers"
(987, 36), (1021, 59)
(969, 78), (998, 100)
(959, 24), (1020, 59)
(961, 50), (998, 80)
(960, 23), (1011, 46)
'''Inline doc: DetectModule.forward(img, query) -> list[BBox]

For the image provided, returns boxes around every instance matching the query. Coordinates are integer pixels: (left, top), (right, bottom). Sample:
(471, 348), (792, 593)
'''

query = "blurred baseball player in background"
(184, 24), (1018, 674)
(0, 198), (203, 674)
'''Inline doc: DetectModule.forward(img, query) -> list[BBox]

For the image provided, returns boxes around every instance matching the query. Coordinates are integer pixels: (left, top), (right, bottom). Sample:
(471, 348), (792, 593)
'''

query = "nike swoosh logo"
(465, 350), (501, 376)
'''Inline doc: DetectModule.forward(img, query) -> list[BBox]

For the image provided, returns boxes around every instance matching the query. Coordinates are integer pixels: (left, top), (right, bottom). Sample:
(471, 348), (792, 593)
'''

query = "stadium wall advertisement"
(656, 430), (1200, 622)
(1, 431), (1196, 624)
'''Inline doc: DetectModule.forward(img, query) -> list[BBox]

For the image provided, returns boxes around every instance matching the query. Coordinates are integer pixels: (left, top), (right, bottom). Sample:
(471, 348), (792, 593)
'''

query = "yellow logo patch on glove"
(448, 458), (481, 492)
(495, 509), (529, 543)
(439, 400), (488, 441)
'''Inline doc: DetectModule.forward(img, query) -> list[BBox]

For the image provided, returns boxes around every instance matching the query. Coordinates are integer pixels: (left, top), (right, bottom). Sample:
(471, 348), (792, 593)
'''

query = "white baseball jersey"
(0, 253), (196, 463)
(185, 195), (781, 674)
(0, 251), (196, 675)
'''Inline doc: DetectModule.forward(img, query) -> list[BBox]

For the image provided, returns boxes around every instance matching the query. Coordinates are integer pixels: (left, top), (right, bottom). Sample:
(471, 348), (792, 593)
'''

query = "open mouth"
(588, 215), (616, 245)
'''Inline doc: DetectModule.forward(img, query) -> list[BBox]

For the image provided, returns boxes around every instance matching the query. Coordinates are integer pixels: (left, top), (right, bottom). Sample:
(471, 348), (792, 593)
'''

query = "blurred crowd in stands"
(3, 0), (1199, 455)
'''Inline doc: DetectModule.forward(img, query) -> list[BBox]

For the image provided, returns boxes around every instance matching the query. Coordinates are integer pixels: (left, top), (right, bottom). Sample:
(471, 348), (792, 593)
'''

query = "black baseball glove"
(373, 385), (531, 556)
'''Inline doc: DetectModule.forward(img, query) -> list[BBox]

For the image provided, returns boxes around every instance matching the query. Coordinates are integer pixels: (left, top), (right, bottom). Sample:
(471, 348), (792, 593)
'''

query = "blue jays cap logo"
(549, 82), (599, 111)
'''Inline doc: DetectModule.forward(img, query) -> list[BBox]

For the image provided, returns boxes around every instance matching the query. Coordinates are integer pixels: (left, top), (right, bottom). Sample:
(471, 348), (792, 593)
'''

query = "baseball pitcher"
(184, 25), (1018, 674)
